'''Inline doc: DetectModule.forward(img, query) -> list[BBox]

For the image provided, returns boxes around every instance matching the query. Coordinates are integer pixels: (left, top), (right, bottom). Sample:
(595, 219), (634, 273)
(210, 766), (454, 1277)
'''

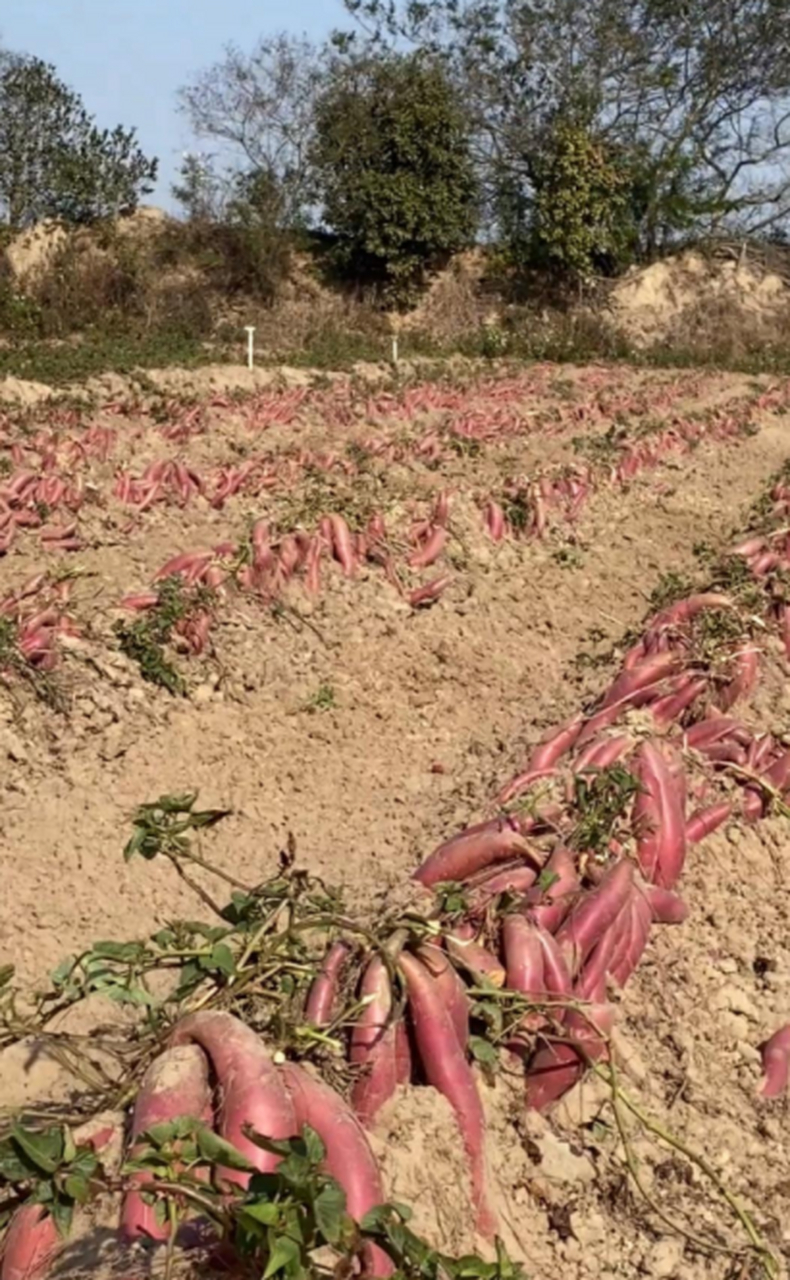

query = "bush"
(312, 52), (478, 307)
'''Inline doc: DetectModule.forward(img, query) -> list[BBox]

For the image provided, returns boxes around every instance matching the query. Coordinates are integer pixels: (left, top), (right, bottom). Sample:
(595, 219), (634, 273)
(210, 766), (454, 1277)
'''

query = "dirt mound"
(610, 249), (790, 346)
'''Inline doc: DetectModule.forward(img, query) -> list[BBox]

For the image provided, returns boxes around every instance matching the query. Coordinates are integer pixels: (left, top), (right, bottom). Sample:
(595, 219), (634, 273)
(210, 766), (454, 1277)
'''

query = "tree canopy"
(0, 53), (157, 228)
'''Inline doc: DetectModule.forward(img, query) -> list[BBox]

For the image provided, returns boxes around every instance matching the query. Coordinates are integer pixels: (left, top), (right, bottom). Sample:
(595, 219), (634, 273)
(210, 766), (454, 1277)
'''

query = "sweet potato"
(524, 846), (580, 934)
(554, 860), (634, 977)
(502, 915), (545, 1000)
(758, 1024), (790, 1098)
(415, 944), (469, 1050)
(527, 713), (585, 771)
(1, 1207), (61, 1280)
(525, 1003), (614, 1113)
(684, 801), (733, 843)
(399, 952), (497, 1239)
(305, 941), (351, 1028)
(121, 1044), (213, 1243)
(446, 933), (506, 987)
(414, 815), (530, 887)
(170, 1012), (295, 1186)
(642, 884), (688, 924)
(350, 958), (411, 1127)
(280, 1063), (392, 1278)
(632, 741), (687, 888)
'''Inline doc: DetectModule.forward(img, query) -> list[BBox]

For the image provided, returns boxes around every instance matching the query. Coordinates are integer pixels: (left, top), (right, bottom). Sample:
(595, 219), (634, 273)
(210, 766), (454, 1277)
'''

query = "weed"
(114, 577), (215, 695)
(304, 683), (337, 713)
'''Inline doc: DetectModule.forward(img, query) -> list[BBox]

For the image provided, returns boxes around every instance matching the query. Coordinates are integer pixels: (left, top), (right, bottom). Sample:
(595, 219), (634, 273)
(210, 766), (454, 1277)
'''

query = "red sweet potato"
(399, 952), (497, 1239)
(525, 1003), (614, 1113)
(305, 941), (351, 1028)
(170, 1012), (295, 1186)
(524, 846), (580, 934)
(527, 713), (585, 771)
(758, 1024), (790, 1098)
(280, 1063), (392, 1278)
(554, 860), (634, 977)
(1, 1207), (61, 1280)
(414, 815), (530, 887)
(121, 1044), (213, 1243)
(632, 741), (687, 888)
(350, 957), (411, 1127)
(415, 944), (469, 1050)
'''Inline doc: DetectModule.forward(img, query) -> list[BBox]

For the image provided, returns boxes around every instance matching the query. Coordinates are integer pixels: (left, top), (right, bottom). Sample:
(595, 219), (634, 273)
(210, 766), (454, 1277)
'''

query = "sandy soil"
(1, 360), (789, 1280)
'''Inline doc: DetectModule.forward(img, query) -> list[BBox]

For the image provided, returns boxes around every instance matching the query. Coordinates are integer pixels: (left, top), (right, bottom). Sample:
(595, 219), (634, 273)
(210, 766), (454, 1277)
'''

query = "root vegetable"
(502, 915), (545, 1000)
(758, 1025), (790, 1098)
(642, 884), (688, 924)
(280, 1062), (392, 1278)
(414, 815), (530, 887)
(446, 934), (506, 987)
(632, 741), (687, 888)
(415, 944), (469, 1050)
(525, 1003), (614, 1113)
(408, 526), (447, 570)
(305, 941), (351, 1028)
(554, 860), (634, 977)
(121, 1044), (213, 1243)
(399, 952), (497, 1239)
(1, 1206), (60, 1280)
(527, 713), (585, 771)
(408, 576), (452, 608)
(524, 846), (580, 933)
(169, 1012), (295, 1185)
(350, 958), (411, 1128)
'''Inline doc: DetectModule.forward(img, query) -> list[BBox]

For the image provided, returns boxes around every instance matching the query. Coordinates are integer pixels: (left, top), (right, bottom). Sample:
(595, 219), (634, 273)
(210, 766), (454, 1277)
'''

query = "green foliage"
(530, 121), (633, 281)
(313, 52), (478, 306)
(345, 0), (790, 261)
(0, 1123), (101, 1235)
(123, 791), (232, 864)
(0, 54), (157, 227)
(114, 577), (214, 694)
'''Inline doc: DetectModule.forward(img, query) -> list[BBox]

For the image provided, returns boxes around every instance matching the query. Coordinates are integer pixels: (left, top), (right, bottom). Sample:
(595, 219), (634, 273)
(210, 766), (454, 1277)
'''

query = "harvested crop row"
(4, 457), (790, 1280)
(0, 369), (765, 559)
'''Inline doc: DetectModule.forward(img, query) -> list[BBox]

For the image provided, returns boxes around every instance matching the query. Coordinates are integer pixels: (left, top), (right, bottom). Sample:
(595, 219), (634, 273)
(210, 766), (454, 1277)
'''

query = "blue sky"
(1, 0), (342, 208)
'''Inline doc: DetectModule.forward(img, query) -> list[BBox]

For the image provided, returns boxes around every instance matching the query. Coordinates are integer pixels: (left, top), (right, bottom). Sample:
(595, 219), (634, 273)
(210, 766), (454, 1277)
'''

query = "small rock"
(714, 984), (758, 1019)
(530, 1129), (595, 1186)
(0, 728), (28, 764)
(643, 1238), (684, 1277)
(193, 683), (214, 705)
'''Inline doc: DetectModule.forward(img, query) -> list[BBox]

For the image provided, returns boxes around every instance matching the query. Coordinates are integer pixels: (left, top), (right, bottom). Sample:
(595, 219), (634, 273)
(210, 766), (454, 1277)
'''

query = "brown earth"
(1, 360), (789, 1280)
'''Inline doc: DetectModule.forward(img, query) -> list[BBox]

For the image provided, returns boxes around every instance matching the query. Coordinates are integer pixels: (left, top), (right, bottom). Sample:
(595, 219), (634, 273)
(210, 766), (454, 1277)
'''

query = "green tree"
(0, 54), (157, 228)
(529, 120), (633, 280)
(312, 52), (478, 304)
(344, 0), (790, 259)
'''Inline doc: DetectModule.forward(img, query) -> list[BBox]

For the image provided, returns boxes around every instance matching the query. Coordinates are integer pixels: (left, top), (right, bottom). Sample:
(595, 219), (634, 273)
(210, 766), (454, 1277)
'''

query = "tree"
(530, 120), (633, 279)
(312, 52), (478, 304)
(178, 34), (324, 229)
(0, 53), (157, 227)
(344, 0), (790, 257)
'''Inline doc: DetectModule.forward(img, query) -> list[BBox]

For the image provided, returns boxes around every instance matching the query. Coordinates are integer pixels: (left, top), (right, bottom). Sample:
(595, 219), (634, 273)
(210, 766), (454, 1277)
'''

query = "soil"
(1, 360), (789, 1280)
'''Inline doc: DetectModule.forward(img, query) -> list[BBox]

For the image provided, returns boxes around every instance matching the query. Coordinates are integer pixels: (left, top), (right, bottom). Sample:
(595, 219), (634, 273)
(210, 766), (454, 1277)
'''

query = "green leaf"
(208, 942), (236, 976)
(50, 1200), (73, 1238)
(240, 1200), (281, 1227)
(142, 1120), (179, 1148)
(11, 1124), (63, 1175)
(313, 1179), (347, 1245)
(63, 1174), (91, 1205)
(196, 1126), (254, 1172)
(0, 964), (15, 989)
(300, 1126), (325, 1168)
(263, 1233), (301, 1279)
(469, 1036), (498, 1067)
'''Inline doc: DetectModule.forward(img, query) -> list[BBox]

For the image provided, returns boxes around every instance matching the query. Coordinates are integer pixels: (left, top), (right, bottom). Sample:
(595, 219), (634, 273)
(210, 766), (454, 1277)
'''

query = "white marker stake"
(245, 326), (256, 370)
(391, 335), (399, 365)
